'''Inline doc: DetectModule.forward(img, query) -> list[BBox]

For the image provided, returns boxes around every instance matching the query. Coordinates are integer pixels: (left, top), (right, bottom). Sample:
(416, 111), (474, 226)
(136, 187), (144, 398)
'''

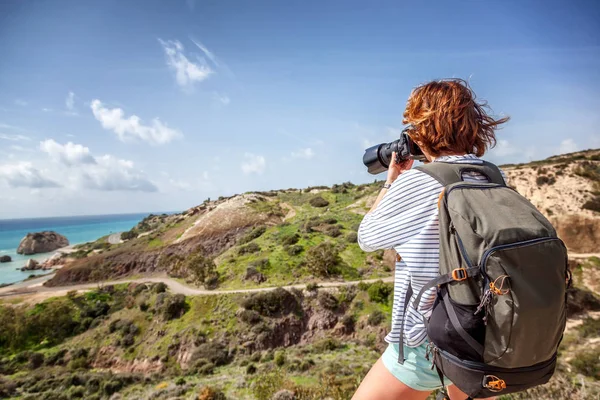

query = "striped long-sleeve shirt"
(357, 154), (505, 347)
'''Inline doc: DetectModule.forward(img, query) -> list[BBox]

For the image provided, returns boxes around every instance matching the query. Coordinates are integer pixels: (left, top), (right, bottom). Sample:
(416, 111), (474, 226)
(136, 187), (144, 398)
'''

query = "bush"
(120, 230), (137, 241)
(314, 337), (340, 352)
(250, 258), (270, 269)
(317, 291), (339, 310)
(192, 342), (232, 367)
(324, 225), (342, 238)
(309, 196), (329, 208)
(322, 217), (337, 224)
(239, 242), (261, 255)
(305, 242), (340, 276)
(346, 232), (358, 243)
(281, 233), (300, 246)
(239, 309), (262, 324)
(367, 281), (393, 304)
(246, 363), (257, 374)
(198, 386), (226, 400)
(570, 348), (600, 378)
(242, 288), (300, 317)
(185, 253), (219, 288)
(305, 283), (319, 292)
(240, 226), (267, 244)
(368, 310), (385, 326)
(285, 245), (303, 256)
(154, 282), (168, 293)
(175, 377), (186, 386)
(162, 294), (187, 320)
(274, 351), (286, 367)
(582, 195), (600, 212)
(28, 352), (44, 369)
(536, 175), (556, 186)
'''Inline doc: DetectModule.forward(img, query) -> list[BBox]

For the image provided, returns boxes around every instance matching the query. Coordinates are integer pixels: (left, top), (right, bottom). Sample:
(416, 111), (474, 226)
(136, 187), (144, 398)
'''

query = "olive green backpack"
(412, 161), (570, 399)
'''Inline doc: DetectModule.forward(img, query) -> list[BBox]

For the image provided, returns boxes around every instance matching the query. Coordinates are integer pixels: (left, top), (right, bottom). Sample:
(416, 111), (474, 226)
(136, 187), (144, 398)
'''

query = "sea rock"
(16, 231), (69, 255)
(0, 255), (11, 263)
(21, 259), (40, 271)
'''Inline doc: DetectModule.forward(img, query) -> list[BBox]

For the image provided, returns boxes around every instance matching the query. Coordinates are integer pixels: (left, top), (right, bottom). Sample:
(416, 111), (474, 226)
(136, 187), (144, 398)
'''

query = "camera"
(362, 127), (427, 174)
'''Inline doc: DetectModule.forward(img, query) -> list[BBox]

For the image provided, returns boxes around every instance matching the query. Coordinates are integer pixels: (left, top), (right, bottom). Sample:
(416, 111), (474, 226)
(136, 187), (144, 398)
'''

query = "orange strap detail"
(489, 275), (510, 295)
(484, 375), (507, 392)
(437, 189), (445, 209)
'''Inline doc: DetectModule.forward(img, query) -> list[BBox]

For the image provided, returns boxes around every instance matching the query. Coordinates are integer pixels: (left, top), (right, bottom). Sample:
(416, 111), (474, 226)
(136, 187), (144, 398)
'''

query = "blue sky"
(0, 0), (599, 218)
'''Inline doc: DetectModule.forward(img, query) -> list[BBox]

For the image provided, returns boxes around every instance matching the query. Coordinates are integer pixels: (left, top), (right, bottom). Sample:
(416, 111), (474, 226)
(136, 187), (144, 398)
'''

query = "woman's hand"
(386, 152), (414, 184)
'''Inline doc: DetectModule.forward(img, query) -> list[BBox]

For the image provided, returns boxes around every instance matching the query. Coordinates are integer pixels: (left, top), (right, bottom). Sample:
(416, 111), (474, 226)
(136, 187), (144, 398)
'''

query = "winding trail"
(0, 272), (394, 300)
(108, 233), (123, 245)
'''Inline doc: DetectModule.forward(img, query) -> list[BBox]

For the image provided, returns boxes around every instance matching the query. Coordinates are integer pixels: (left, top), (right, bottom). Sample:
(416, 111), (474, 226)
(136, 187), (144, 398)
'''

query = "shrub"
(368, 310), (385, 326)
(323, 217), (338, 224)
(120, 230), (137, 241)
(317, 291), (339, 310)
(192, 342), (232, 366)
(162, 294), (187, 320)
(246, 363), (257, 374)
(281, 233), (300, 246)
(346, 232), (358, 243)
(337, 285), (357, 305)
(28, 352), (44, 369)
(250, 258), (270, 269)
(582, 195), (600, 212)
(286, 244), (303, 256)
(536, 175), (556, 186)
(314, 337), (340, 352)
(239, 309), (262, 324)
(367, 281), (393, 304)
(239, 242), (261, 255)
(309, 196), (329, 208)
(185, 253), (219, 288)
(154, 282), (168, 293)
(240, 226), (267, 244)
(242, 288), (300, 316)
(324, 225), (342, 238)
(198, 386), (226, 400)
(305, 283), (319, 292)
(341, 314), (356, 332)
(175, 377), (186, 386)
(570, 348), (600, 378)
(274, 351), (286, 367)
(305, 242), (340, 276)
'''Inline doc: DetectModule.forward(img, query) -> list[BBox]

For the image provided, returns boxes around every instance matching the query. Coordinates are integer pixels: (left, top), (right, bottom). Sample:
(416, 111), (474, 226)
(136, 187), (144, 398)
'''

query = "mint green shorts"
(381, 343), (453, 391)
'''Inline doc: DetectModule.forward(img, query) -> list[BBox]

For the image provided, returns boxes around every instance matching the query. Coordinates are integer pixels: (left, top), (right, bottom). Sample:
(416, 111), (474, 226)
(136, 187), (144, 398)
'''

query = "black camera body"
(362, 128), (427, 175)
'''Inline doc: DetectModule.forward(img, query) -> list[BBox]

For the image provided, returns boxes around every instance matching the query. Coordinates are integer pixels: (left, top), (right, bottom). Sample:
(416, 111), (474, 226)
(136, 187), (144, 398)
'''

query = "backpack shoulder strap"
(416, 160), (505, 186)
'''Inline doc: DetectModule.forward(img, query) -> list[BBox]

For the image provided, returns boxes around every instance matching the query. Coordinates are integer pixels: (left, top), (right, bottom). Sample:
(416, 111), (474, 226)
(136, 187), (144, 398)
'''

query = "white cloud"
(0, 162), (60, 188)
(40, 139), (96, 166)
(241, 153), (266, 175)
(490, 139), (520, 157)
(9, 145), (33, 153)
(558, 138), (578, 154)
(169, 178), (193, 191)
(291, 148), (315, 159)
(214, 93), (230, 105)
(14, 99), (27, 107)
(65, 91), (77, 115)
(190, 38), (219, 67)
(78, 155), (158, 192)
(158, 39), (213, 88)
(42, 108), (52, 112)
(90, 99), (182, 145)
(0, 133), (30, 141)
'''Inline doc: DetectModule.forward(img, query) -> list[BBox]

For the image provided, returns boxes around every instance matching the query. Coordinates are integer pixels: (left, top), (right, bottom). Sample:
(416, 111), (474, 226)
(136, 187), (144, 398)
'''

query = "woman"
(353, 79), (509, 400)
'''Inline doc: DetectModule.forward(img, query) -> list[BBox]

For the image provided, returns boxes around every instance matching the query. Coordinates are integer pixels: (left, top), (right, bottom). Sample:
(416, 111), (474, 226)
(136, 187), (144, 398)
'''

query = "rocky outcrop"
(21, 259), (40, 271)
(0, 255), (11, 263)
(17, 231), (69, 255)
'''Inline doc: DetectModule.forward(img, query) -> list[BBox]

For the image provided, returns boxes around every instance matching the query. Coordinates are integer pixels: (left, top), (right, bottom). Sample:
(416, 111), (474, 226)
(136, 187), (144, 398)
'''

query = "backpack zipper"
(437, 347), (557, 373)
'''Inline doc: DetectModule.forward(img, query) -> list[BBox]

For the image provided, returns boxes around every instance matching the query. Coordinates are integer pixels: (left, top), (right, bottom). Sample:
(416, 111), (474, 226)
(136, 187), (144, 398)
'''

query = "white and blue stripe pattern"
(358, 154), (503, 347)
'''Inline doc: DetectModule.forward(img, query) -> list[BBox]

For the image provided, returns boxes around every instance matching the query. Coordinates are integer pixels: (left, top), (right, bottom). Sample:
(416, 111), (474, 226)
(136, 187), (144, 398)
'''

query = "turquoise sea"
(0, 213), (153, 285)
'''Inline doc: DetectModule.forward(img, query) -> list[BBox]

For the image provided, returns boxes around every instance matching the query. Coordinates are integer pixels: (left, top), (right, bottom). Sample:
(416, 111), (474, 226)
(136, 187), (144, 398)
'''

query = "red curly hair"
(402, 79), (509, 157)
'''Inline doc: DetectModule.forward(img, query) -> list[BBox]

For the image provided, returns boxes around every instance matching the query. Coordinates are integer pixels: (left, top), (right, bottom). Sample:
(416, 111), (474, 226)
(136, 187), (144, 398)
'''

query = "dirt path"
(569, 253), (600, 259)
(0, 272), (394, 301)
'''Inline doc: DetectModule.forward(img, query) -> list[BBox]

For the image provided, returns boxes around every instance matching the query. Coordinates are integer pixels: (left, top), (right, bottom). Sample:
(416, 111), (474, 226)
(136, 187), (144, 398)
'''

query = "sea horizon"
(0, 211), (179, 285)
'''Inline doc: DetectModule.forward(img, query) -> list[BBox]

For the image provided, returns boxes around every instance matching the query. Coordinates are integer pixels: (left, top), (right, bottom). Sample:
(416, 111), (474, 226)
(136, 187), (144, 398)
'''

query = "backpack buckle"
(483, 375), (506, 392)
(451, 268), (468, 281)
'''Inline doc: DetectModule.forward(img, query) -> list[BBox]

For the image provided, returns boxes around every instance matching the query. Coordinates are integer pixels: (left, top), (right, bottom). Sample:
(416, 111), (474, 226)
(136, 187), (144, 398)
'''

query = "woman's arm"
(367, 154), (413, 214)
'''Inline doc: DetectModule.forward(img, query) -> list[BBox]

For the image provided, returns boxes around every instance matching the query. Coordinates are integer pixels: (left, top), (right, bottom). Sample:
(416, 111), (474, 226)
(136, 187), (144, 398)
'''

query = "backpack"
(408, 161), (570, 399)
